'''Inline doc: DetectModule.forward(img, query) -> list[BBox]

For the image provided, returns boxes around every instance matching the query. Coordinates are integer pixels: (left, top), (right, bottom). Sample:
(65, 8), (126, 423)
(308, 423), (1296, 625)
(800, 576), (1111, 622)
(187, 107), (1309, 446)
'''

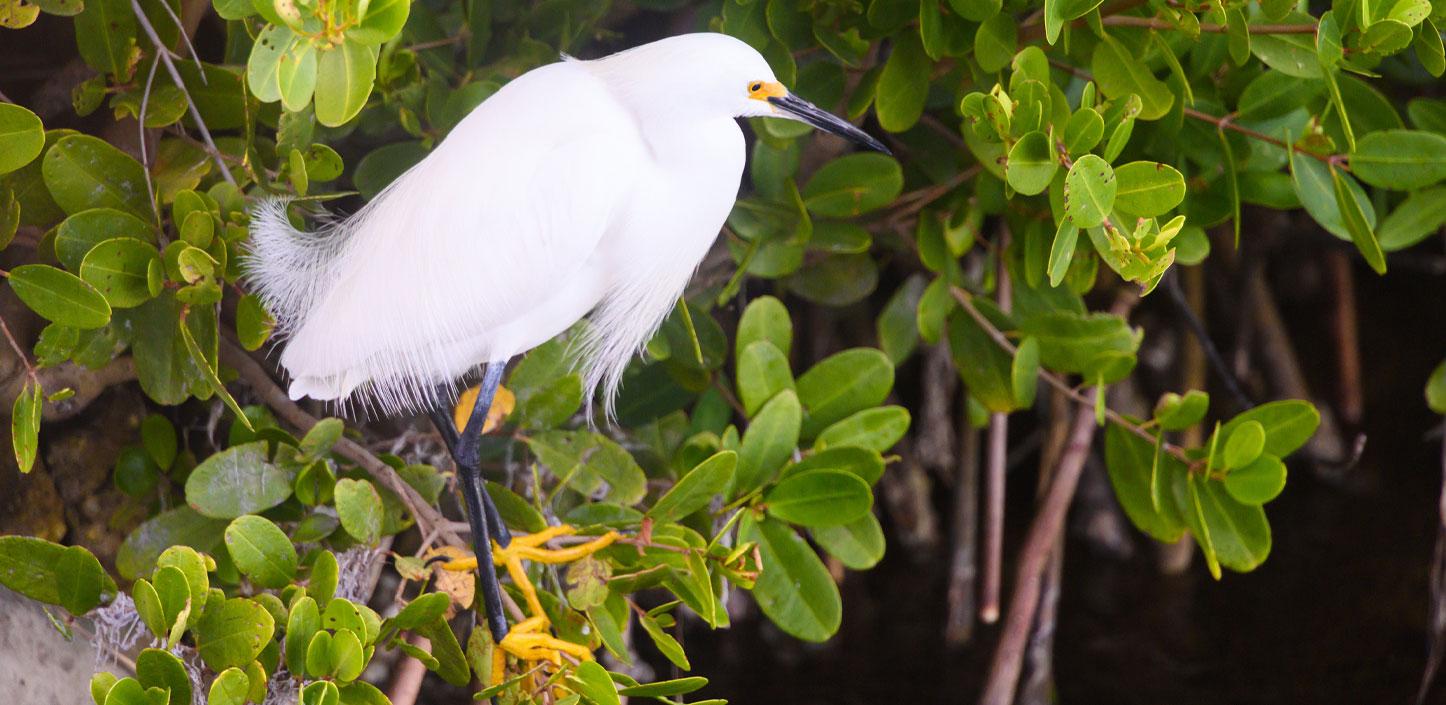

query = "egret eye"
(749, 82), (763, 94)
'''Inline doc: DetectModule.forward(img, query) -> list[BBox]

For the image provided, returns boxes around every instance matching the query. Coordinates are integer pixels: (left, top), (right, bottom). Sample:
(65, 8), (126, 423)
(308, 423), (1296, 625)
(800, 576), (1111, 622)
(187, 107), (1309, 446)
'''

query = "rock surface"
(0, 586), (97, 704)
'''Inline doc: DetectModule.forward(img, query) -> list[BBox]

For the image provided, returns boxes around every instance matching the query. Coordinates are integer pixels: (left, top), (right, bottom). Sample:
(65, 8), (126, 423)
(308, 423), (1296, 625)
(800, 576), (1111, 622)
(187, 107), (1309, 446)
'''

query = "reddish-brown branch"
(978, 392), (1099, 705)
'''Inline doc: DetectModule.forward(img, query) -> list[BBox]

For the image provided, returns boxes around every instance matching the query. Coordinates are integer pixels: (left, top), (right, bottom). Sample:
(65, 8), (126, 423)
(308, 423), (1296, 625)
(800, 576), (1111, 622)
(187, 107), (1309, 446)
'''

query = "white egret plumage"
(244, 31), (888, 680)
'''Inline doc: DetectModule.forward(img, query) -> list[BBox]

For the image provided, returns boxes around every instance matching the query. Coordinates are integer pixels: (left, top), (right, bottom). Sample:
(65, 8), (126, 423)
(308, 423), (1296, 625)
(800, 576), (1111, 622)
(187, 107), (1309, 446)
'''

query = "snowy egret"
(246, 31), (888, 678)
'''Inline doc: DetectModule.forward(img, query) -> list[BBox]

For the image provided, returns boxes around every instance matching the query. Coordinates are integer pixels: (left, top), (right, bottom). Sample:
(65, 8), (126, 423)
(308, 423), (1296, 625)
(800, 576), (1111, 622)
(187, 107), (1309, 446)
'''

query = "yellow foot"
(438, 525), (621, 685)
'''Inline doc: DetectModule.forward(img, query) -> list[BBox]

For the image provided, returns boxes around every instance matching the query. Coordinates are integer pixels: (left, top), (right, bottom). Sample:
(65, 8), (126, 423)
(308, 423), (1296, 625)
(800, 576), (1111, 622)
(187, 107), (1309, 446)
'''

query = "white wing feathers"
(245, 61), (648, 417)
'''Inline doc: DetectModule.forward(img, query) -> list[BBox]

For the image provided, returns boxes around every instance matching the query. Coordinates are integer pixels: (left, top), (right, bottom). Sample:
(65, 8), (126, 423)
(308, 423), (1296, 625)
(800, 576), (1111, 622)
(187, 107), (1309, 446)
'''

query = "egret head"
(593, 33), (890, 154)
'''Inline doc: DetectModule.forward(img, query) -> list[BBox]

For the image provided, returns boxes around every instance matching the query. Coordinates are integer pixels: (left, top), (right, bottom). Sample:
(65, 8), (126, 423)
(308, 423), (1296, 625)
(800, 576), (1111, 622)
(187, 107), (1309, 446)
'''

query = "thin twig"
(980, 230), (1013, 625)
(1163, 270), (1254, 411)
(1326, 249), (1363, 424)
(0, 313), (38, 385)
(978, 391), (1099, 705)
(152, 0), (207, 80)
(130, 0), (236, 186)
(1102, 15), (1317, 33)
(137, 56), (162, 223)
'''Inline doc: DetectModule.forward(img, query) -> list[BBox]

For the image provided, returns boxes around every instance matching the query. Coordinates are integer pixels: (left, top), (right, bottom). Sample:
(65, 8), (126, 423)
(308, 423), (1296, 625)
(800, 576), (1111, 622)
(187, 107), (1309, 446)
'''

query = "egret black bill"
(768, 94), (892, 155)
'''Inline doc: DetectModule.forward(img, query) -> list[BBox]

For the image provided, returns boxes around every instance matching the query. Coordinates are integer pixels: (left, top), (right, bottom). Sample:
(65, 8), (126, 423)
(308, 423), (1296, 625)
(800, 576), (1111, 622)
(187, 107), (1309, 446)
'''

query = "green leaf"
(0, 537), (111, 613)
(42, 135), (151, 220)
(1224, 454), (1287, 505)
(877, 276), (924, 365)
(946, 303), (1017, 411)
(1064, 155), (1116, 228)
(788, 253), (878, 307)
(7, 263), (111, 329)
(813, 406), (910, 453)
(1005, 131), (1058, 196)
(737, 295), (793, 359)
(1217, 400), (1320, 459)
(649, 450), (735, 523)
(314, 41), (377, 127)
(141, 414), (178, 469)
(413, 617), (470, 685)
(1155, 390), (1209, 430)
(73, 0), (134, 76)
(617, 677), (709, 698)
(740, 515), (840, 642)
(1222, 420), (1265, 470)
(301, 680), (340, 705)
(784, 446), (886, 485)
(207, 668), (251, 705)
(1427, 361), (1446, 414)
(334, 478), (383, 544)
(796, 348), (893, 438)
(638, 611), (690, 670)
(179, 310), (253, 429)
(98, 677), (164, 705)
(194, 597), (276, 672)
(732, 389), (801, 496)
(91, 672), (119, 705)
(330, 628), (365, 682)
(1331, 164), (1387, 274)
(337, 682), (389, 705)
(353, 142), (426, 199)
(80, 238), (162, 308)
(285, 596), (321, 675)
(764, 469), (872, 527)
(0, 103), (45, 175)
(132, 579), (164, 640)
(737, 341), (794, 417)
(1103, 423), (1187, 542)
(1017, 310), (1139, 382)
(1378, 186), (1446, 251)
(1112, 161), (1185, 216)
(975, 13), (1017, 72)
(1091, 35), (1175, 120)
(300, 417), (344, 459)
(277, 43), (319, 113)
(247, 25), (302, 104)
(349, 0), (409, 44)
(236, 293), (274, 351)
(802, 153), (904, 217)
(135, 649), (191, 705)
(812, 512), (885, 569)
(1186, 476), (1271, 573)
(1250, 28), (1322, 78)
(1011, 336), (1041, 408)
(184, 441), (293, 518)
(1047, 220), (1079, 288)
(308, 549), (338, 608)
(875, 32), (929, 133)
(11, 379), (40, 474)
(224, 515), (298, 589)
(390, 591), (450, 630)
(1290, 148), (1377, 242)
(117, 506), (228, 580)
(567, 661), (620, 705)
(154, 546), (207, 626)
(1349, 129), (1446, 190)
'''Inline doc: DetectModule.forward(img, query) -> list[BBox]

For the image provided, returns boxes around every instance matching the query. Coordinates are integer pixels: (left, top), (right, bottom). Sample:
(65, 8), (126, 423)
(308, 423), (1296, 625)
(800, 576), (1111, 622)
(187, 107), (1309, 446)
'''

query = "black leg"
(426, 360), (513, 651)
